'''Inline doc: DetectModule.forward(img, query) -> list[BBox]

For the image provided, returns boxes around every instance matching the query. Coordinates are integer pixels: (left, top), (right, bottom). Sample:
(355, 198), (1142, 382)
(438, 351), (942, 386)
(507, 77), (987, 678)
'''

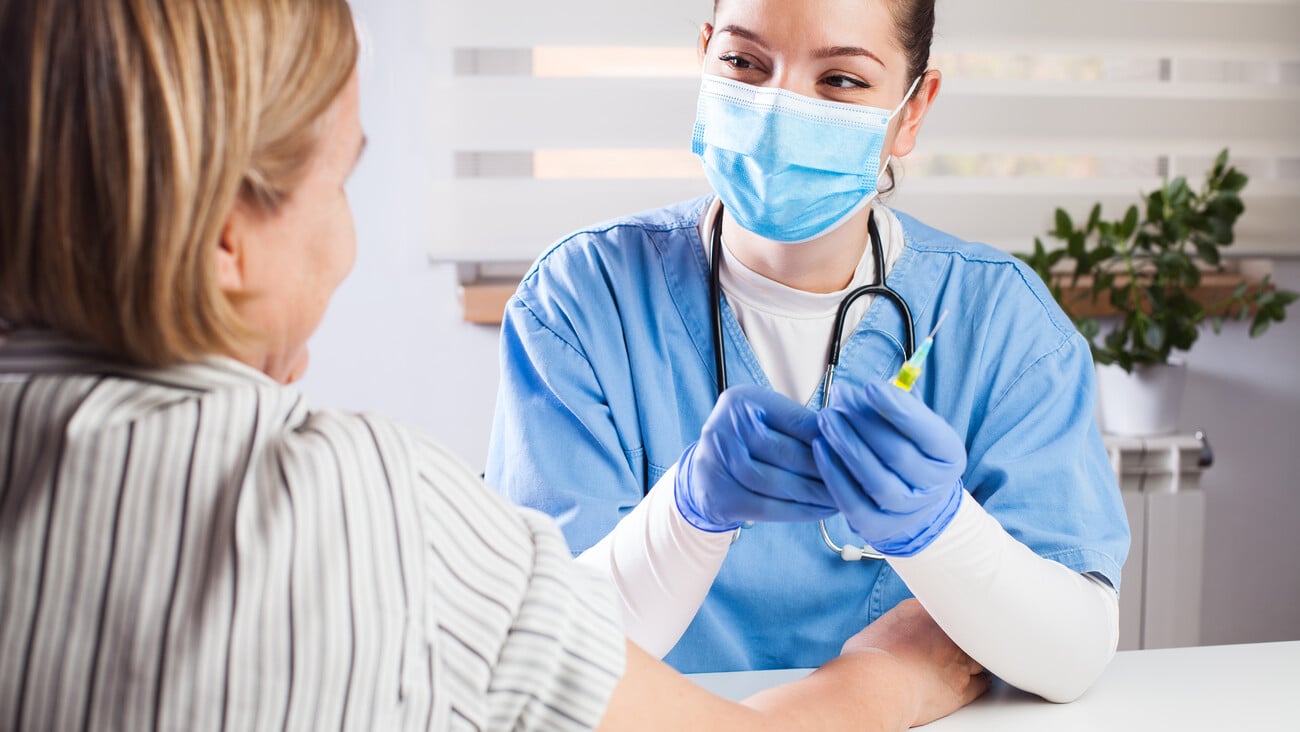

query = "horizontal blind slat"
(430, 180), (1300, 261)
(449, 78), (1300, 149)
(437, 0), (1300, 55)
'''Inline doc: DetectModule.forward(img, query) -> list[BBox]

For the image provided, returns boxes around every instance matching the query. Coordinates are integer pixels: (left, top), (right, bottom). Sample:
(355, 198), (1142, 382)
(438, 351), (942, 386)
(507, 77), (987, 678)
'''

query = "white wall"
(1178, 260), (1300, 645)
(301, 1), (1300, 646)
(298, 0), (501, 471)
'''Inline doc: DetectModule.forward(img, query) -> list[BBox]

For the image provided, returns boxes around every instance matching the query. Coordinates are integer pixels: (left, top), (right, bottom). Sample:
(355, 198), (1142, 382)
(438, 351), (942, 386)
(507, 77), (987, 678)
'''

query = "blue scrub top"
(486, 196), (1129, 674)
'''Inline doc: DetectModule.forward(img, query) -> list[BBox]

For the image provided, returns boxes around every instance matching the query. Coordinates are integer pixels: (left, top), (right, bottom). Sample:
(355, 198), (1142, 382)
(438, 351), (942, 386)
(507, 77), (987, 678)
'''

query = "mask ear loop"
(889, 76), (924, 121)
(876, 76), (924, 193)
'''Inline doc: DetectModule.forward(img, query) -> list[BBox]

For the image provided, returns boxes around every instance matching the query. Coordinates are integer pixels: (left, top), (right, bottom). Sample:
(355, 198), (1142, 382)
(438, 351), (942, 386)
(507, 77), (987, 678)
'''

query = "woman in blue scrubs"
(487, 0), (1129, 703)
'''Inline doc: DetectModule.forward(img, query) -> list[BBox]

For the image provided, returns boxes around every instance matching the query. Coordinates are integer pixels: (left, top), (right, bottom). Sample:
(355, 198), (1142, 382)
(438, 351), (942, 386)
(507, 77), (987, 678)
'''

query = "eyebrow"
(716, 25), (886, 69)
(716, 25), (769, 49)
(812, 46), (886, 68)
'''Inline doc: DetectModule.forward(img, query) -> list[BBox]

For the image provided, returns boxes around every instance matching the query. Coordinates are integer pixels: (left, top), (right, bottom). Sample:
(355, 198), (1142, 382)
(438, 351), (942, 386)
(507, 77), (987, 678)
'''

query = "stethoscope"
(708, 203), (915, 562)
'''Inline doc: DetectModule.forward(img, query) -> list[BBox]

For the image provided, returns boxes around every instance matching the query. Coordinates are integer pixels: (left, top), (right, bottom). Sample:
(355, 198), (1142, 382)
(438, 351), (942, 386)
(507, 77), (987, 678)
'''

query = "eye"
(719, 53), (758, 71)
(823, 74), (870, 90)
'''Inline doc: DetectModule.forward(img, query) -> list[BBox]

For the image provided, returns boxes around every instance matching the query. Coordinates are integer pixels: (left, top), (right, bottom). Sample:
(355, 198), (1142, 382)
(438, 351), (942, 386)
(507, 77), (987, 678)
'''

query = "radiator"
(1108, 433), (1210, 651)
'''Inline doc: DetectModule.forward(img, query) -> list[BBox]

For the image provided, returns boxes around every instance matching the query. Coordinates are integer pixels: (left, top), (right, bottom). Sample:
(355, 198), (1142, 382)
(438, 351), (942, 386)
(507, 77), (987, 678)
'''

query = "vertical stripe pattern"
(0, 331), (625, 731)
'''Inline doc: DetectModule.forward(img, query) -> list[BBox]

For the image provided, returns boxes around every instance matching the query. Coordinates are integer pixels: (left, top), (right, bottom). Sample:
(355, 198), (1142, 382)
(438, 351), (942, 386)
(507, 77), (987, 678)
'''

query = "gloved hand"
(675, 384), (839, 532)
(812, 381), (966, 556)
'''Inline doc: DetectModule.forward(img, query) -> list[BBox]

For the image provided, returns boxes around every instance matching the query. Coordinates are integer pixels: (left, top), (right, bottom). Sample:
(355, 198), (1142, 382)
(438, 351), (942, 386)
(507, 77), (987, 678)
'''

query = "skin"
(206, 24), (985, 729)
(216, 72), (366, 384)
(599, 600), (987, 732)
(701, 0), (943, 294)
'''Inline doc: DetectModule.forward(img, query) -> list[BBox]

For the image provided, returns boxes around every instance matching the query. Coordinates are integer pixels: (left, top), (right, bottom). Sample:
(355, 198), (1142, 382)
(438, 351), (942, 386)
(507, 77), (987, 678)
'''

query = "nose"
(761, 68), (818, 99)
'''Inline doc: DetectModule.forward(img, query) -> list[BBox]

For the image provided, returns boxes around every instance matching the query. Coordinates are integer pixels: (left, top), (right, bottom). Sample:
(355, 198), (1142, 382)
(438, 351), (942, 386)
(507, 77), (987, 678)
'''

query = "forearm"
(742, 651), (912, 732)
(575, 463), (733, 658)
(888, 492), (1119, 702)
(599, 640), (912, 732)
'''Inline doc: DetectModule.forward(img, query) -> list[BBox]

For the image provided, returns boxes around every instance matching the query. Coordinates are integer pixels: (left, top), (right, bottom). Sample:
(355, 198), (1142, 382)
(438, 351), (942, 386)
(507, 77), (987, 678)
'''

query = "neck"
(223, 330), (306, 385)
(721, 205), (873, 294)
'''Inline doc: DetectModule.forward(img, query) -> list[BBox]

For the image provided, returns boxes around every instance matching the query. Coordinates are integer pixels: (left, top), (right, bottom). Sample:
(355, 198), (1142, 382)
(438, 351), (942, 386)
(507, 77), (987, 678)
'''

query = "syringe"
(892, 310), (950, 392)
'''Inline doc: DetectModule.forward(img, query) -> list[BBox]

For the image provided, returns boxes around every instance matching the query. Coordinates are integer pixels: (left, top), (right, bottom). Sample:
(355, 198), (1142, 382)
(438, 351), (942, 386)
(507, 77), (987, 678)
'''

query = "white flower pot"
(1095, 360), (1187, 436)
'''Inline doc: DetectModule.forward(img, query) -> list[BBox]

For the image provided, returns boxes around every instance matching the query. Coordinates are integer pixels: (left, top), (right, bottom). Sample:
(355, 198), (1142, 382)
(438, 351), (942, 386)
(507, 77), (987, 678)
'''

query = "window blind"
(427, 0), (1300, 263)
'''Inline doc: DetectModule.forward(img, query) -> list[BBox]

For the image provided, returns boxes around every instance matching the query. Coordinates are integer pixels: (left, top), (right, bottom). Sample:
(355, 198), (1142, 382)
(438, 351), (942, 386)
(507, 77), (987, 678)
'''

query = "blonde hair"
(0, 0), (359, 366)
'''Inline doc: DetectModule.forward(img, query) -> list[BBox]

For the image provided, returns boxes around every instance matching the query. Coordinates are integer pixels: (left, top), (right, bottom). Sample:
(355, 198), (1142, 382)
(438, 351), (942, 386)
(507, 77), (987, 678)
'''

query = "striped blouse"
(0, 330), (625, 731)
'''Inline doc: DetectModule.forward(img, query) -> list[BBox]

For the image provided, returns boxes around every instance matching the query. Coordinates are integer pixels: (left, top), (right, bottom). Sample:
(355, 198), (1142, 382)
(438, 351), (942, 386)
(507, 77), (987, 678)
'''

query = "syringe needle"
(925, 309), (951, 343)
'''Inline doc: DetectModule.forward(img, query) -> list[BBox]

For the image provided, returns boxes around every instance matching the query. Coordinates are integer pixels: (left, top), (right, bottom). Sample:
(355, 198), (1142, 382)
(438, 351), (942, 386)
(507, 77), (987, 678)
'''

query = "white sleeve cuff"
(574, 462), (733, 658)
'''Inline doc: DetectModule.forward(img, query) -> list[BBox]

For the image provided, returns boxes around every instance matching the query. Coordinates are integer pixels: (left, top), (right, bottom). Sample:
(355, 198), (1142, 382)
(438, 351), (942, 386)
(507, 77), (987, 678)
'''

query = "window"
(430, 0), (1300, 262)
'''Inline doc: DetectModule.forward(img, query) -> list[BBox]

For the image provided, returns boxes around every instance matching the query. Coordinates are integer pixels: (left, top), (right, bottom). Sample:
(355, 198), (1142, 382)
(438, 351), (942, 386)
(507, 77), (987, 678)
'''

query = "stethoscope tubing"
(707, 202), (916, 562)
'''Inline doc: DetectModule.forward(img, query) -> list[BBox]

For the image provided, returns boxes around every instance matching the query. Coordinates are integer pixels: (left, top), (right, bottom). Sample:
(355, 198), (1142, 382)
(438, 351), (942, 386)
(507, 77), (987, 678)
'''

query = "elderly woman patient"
(0, 0), (986, 730)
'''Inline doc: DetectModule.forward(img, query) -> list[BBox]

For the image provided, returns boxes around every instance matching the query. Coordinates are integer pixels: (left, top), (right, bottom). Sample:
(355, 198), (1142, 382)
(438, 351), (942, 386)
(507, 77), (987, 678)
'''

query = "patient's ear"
(216, 211), (249, 293)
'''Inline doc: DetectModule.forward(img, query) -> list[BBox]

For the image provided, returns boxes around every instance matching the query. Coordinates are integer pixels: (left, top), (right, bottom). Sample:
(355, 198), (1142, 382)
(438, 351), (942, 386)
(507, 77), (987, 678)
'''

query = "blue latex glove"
(675, 385), (839, 532)
(812, 381), (966, 556)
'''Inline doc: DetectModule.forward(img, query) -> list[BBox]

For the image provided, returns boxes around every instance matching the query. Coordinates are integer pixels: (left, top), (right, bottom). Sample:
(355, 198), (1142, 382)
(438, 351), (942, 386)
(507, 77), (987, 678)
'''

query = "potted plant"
(1018, 149), (1297, 435)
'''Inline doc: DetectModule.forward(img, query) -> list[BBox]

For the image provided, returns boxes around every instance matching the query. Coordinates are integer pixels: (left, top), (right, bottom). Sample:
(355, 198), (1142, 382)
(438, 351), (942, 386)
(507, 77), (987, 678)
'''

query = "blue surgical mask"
(691, 74), (919, 244)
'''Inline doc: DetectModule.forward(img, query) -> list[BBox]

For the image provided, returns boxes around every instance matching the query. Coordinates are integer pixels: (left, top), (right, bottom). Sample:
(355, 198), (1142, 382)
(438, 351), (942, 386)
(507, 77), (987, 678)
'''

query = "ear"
(698, 23), (714, 61)
(216, 207), (250, 294)
(889, 69), (942, 159)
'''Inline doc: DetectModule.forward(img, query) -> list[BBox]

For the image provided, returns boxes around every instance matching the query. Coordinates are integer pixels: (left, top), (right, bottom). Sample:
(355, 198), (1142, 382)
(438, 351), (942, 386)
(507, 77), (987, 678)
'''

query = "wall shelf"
(459, 272), (1270, 325)
(1051, 272), (1266, 319)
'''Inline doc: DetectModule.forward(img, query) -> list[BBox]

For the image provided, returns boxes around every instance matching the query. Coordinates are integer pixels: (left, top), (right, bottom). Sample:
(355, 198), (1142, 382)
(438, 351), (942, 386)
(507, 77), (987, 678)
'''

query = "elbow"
(1034, 647), (1114, 703)
(1035, 668), (1101, 704)
(1030, 606), (1119, 704)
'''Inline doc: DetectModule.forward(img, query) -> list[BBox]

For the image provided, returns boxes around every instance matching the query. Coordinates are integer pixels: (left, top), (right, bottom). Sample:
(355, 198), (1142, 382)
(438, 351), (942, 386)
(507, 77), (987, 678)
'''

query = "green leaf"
(1232, 281), (1250, 299)
(1121, 205), (1140, 239)
(1086, 245), (1118, 269)
(1170, 320), (1200, 351)
(1250, 315), (1271, 338)
(1275, 290), (1299, 307)
(1144, 321), (1167, 351)
(1168, 177), (1192, 208)
(1086, 204), (1102, 234)
(1221, 169), (1249, 194)
(1147, 190), (1166, 223)
(1068, 231), (1087, 260)
(1110, 285), (1131, 311)
(1157, 251), (1191, 275)
(1105, 325), (1128, 350)
(1210, 217), (1234, 246)
(1054, 208), (1074, 240)
(1213, 149), (1229, 178)
(1194, 237), (1222, 265)
(1208, 193), (1245, 220)
(1077, 318), (1101, 340)
(1211, 315), (1225, 334)
(1097, 271), (1116, 293)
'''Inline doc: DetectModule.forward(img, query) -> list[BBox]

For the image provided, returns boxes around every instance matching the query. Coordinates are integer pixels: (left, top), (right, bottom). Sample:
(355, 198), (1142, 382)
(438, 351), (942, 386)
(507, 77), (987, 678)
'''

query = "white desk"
(689, 641), (1299, 730)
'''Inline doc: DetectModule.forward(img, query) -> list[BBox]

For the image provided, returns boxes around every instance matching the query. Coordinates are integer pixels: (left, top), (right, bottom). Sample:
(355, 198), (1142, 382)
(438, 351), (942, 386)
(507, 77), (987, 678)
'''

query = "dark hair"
(879, 0), (935, 195)
(888, 0), (936, 96)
